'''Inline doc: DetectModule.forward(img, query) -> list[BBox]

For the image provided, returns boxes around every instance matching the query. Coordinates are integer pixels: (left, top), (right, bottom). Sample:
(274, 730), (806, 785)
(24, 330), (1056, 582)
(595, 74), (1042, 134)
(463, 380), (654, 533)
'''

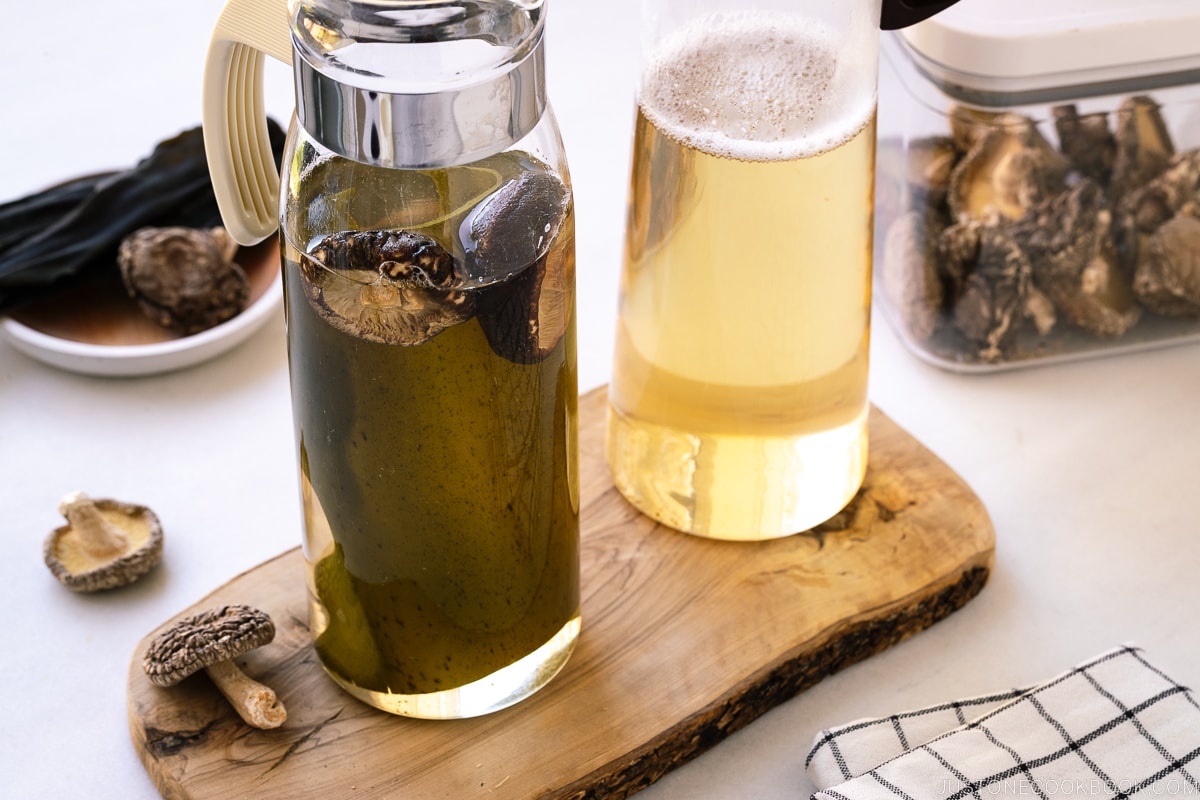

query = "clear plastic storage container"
(875, 0), (1200, 371)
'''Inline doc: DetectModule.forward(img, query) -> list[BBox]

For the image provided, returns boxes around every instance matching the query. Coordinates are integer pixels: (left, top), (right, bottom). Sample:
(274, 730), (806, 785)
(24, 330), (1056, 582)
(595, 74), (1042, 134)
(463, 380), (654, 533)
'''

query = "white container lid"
(901, 0), (1200, 97)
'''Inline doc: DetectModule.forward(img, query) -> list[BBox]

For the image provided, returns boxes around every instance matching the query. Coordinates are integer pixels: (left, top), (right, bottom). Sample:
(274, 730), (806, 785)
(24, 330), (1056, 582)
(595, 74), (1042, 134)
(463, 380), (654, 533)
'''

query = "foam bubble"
(640, 12), (874, 161)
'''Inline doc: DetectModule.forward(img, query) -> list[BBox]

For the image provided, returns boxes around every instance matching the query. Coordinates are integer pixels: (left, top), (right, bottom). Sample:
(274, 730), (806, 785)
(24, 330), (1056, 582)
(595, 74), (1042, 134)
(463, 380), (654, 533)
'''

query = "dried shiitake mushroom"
(1073, 244), (1143, 336)
(1117, 149), (1200, 237)
(44, 491), (163, 592)
(143, 604), (286, 730)
(880, 211), (944, 343)
(948, 114), (1069, 223)
(876, 136), (957, 232)
(1023, 285), (1057, 336)
(940, 219), (1032, 362)
(1134, 213), (1200, 316)
(1110, 95), (1175, 207)
(118, 226), (249, 335)
(303, 229), (475, 346)
(1010, 179), (1141, 338)
(904, 136), (959, 209)
(1052, 105), (1117, 187)
(948, 106), (1001, 154)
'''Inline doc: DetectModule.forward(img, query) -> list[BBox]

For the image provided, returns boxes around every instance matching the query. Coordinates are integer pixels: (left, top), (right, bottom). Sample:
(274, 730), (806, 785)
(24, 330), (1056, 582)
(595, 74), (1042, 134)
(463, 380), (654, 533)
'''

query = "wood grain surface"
(127, 387), (994, 800)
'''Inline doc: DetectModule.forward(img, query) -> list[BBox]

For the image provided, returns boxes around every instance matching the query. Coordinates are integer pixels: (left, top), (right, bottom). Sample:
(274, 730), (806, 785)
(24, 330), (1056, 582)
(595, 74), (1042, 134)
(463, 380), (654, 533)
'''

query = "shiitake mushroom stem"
(59, 491), (129, 559)
(204, 659), (287, 729)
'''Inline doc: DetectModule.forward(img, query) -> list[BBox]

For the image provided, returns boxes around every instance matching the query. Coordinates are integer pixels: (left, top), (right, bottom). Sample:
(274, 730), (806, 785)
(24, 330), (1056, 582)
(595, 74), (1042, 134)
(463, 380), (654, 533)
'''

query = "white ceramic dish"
(1, 242), (283, 378)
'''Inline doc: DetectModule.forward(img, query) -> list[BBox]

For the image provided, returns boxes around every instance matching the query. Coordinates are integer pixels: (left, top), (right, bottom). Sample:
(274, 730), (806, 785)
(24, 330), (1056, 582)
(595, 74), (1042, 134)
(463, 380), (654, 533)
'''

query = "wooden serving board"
(128, 387), (994, 800)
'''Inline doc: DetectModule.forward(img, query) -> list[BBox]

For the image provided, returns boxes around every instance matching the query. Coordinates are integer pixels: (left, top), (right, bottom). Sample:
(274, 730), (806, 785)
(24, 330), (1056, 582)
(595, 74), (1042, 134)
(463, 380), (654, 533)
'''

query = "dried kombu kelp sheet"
(0, 119), (285, 313)
(0, 172), (117, 254)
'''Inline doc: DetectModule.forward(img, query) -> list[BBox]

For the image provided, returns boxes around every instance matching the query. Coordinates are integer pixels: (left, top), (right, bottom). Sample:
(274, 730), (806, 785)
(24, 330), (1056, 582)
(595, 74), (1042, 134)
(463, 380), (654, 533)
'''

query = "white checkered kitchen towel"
(806, 646), (1200, 799)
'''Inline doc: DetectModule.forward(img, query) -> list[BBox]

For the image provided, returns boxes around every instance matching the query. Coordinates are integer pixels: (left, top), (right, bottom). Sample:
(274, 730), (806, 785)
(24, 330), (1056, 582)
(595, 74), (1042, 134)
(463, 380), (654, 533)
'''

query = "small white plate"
(1, 240), (283, 378)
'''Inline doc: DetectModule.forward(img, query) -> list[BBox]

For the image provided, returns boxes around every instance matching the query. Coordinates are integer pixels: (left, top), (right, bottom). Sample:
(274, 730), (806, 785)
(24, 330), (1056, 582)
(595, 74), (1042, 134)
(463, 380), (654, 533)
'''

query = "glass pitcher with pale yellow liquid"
(202, 0), (579, 719)
(607, 0), (961, 540)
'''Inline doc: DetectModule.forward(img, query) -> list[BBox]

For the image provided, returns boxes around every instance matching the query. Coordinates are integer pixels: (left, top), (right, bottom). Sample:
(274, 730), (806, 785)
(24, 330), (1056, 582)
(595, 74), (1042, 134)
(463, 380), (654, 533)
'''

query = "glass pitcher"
(605, 0), (961, 541)
(203, 0), (580, 719)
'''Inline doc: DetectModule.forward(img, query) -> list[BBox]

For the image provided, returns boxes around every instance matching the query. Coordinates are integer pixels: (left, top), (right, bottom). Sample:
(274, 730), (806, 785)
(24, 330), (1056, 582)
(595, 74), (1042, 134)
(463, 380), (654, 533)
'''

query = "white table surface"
(3, 2), (1199, 798)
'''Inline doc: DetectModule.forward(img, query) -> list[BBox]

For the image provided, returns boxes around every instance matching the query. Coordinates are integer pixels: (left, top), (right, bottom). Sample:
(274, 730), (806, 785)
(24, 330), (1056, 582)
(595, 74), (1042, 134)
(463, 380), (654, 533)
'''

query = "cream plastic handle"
(202, 0), (293, 245)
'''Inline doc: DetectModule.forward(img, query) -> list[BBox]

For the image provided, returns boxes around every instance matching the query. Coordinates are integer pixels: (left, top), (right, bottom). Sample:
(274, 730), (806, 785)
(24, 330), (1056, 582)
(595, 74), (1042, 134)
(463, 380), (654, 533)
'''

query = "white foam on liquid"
(640, 11), (875, 162)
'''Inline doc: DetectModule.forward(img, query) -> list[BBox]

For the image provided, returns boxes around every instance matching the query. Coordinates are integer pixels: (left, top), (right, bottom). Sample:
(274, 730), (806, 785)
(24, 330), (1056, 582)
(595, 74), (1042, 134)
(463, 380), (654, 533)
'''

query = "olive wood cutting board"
(127, 386), (995, 800)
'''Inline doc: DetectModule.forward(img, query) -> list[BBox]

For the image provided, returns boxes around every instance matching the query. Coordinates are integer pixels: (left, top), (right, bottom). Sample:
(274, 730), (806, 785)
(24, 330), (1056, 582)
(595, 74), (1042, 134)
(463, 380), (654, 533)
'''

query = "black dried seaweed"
(0, 172), (116, 253)
(0, 120), (285, 313)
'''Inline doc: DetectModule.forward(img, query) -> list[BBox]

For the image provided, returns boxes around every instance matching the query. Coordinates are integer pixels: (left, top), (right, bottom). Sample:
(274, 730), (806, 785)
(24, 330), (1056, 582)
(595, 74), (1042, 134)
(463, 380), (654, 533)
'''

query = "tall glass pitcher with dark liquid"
(203, 0), (579, 719)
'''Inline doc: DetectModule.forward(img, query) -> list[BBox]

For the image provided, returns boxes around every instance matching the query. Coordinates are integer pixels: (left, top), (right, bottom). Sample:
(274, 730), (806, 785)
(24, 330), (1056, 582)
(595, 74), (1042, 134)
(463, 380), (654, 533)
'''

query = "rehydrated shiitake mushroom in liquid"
(466, 168), (574, 363)
(303, 229), (476, 347)
(460, 170), (570, 285)
(300, 164), (573, 363)
(476, 211), (575, 364)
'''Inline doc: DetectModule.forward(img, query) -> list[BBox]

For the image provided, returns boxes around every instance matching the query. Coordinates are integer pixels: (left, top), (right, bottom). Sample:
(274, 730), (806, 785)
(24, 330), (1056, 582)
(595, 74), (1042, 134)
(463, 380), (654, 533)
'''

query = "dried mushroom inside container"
(878, 89), (1200, 368)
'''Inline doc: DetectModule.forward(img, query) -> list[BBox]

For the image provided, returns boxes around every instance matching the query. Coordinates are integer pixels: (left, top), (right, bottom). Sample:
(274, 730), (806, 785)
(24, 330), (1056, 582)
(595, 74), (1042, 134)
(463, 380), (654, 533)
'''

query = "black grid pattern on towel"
(806, 647), (1200, 800)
